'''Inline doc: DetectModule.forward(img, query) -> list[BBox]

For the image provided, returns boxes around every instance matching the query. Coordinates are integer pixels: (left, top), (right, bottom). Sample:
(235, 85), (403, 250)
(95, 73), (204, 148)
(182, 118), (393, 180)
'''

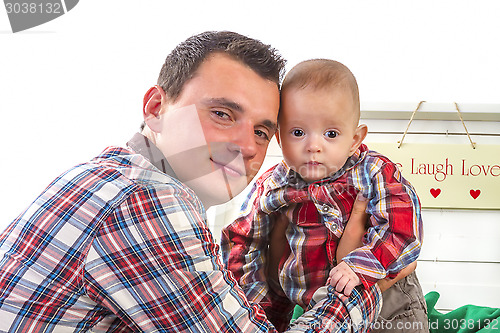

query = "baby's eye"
(325, 130), (338, 138)
(292, 129), (304, 137)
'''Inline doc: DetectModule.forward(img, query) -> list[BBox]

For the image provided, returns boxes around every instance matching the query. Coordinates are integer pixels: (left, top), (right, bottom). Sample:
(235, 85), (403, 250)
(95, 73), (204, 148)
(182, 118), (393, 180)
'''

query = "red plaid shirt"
(222, 144), (422, 330)
(0, 135), (381, 332)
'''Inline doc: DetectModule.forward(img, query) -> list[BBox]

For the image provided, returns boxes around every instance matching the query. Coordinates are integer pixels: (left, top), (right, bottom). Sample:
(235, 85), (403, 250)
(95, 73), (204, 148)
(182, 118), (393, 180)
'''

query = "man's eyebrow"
(262, 119), (278, 133)
(203, 98), (243, 112)
(203, 97), (277, 132)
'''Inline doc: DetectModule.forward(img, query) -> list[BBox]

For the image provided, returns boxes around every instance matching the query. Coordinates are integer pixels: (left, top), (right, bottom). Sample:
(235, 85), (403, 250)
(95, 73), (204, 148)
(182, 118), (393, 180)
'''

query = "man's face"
(278, 87), (359, 183)
(154, 53), (280, 207)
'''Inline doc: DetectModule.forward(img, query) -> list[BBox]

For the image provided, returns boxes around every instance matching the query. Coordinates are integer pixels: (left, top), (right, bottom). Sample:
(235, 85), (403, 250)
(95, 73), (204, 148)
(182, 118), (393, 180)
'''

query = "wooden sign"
(366, 143), (500, 210)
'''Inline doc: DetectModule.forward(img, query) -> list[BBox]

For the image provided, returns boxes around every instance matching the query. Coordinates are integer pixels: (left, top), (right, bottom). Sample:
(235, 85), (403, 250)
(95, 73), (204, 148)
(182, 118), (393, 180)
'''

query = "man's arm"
(86, 184), (280, 332)
(376, 261), (417, 292)
(85, 184), (381, 332)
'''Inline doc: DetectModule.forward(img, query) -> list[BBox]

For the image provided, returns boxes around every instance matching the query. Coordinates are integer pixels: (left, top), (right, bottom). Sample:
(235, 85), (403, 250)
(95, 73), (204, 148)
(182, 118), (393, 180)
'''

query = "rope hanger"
(397, 101), (476, 149)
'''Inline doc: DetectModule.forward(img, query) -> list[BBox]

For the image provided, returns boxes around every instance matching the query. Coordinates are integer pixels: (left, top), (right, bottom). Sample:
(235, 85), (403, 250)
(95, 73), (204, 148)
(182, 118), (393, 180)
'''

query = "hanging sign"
(366, 143), (500, 210)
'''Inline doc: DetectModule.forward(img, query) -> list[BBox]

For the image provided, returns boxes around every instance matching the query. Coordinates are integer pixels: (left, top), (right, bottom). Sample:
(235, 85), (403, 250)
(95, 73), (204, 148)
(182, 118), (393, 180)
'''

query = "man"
(0, 31), (381, 332)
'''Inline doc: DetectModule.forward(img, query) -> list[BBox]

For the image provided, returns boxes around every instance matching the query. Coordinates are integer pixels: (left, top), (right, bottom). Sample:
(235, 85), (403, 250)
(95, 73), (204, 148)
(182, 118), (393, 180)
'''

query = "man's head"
(142, 31), (285, 207)
(276, 59), (367, 183)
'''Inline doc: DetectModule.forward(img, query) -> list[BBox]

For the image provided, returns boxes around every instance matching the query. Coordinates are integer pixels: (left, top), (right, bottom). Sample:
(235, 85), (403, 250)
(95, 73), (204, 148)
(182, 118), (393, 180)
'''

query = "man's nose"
(230, 122), (258, 160)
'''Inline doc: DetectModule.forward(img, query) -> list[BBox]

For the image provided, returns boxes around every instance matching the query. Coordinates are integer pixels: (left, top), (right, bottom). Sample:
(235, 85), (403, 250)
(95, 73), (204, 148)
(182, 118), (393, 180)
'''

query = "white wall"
(2, 0), (500, 223)
(1, 0), (499, 311)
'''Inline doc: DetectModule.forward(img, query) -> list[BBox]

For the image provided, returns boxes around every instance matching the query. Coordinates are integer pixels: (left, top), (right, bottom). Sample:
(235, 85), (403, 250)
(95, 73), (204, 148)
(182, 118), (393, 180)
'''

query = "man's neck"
(127, 132), (176, 178)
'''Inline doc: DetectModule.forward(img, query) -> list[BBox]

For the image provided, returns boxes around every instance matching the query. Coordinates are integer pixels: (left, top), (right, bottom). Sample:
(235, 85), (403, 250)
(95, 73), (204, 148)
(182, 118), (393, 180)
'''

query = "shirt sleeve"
(292, 285), (382, 333)
(85, 184), (277, 332)
(221, 179), (295, 331)
(343, 161), (423, 289)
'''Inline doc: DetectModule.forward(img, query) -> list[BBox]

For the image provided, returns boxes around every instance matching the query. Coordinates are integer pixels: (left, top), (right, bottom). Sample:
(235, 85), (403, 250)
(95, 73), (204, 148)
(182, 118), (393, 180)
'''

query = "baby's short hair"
(281, 59), (360, 117)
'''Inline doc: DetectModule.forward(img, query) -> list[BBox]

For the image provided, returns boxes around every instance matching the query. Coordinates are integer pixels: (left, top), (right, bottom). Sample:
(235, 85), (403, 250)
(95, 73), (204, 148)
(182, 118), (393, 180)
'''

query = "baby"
(222, 59), (428, 332)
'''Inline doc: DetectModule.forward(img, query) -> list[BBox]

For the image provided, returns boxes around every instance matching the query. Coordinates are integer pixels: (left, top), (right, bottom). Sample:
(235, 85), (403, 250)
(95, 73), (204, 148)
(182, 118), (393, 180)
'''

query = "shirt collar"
(269, 143), (369, 190)
(127, 133), (177, 179)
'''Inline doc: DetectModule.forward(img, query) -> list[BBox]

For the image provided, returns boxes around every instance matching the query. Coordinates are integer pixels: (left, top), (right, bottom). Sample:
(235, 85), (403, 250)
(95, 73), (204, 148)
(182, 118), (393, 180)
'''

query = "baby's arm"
(329, 260), (417, 295)
(336, 195), (367, 263)
(344, 161), (423, 287)
(328, 194), (367, 296)
(329, 195), (417, 295)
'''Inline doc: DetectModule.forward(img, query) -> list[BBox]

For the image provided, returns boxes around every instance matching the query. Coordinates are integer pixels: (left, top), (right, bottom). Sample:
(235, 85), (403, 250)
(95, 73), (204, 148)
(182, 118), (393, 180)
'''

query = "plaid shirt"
(0, 134), (381, 332)
(222, 144), (422, 329)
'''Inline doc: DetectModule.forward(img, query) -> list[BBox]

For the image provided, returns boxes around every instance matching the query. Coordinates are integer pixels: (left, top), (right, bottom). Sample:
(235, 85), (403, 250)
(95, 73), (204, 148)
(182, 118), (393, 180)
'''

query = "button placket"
(321, 204), (331, 213)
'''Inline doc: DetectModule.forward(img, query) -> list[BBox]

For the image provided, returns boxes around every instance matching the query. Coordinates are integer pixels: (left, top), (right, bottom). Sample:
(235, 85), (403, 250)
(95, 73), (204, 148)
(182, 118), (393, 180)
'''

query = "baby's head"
(277, 59), (368, 183)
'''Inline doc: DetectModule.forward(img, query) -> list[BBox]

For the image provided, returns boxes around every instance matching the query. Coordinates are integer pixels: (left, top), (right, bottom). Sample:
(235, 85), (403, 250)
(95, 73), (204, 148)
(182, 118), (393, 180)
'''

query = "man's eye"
(255, 130), (270, 141)
(325, 130), (338, 138)
(292, 129), (304, 137)
(212, 110), (231, 120)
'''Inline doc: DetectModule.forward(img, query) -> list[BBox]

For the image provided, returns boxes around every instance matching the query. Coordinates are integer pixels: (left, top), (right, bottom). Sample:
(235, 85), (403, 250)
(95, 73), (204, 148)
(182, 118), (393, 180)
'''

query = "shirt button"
(321, 204), (331, 213)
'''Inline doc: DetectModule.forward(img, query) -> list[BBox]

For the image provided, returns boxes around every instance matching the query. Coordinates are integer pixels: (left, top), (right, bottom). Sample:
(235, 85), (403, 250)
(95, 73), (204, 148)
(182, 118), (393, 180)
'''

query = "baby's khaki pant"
(370, 272), (429, 333)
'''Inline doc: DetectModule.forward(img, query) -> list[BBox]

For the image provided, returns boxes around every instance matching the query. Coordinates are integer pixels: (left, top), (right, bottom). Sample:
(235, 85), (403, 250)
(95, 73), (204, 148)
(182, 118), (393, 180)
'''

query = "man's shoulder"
(93, 146), (134, 161)
(57, 146), (202, 217)
(91, 145), (145, 171)
(64, 146), (187, 201)
(91, 146), (179, 185)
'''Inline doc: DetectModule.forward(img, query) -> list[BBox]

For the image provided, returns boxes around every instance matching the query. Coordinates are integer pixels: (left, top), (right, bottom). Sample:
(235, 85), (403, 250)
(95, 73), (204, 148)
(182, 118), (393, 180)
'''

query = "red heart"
(470, 189), (481, 199)
(430, 188), (441, 198)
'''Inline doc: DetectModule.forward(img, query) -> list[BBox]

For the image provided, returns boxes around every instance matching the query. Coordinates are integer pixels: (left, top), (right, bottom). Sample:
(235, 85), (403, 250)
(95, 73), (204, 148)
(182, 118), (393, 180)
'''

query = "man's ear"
(349, 124), (368, 155)
(143, 85), (167, 133)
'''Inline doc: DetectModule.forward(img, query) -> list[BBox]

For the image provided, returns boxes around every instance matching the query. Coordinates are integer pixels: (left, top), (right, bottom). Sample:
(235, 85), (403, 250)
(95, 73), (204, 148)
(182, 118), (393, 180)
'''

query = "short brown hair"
(158, 31), (286, 101)
(281, 59), (360, 114)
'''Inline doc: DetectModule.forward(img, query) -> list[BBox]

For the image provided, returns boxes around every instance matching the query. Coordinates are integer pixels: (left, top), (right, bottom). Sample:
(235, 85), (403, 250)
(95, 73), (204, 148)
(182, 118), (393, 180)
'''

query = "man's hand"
(377, 261), (417, 292)
(327, 261), (361, 296)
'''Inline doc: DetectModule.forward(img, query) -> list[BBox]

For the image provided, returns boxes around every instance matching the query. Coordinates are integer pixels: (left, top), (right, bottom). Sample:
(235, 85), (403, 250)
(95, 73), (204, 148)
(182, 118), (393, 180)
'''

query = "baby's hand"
(327, 261), (361, 296)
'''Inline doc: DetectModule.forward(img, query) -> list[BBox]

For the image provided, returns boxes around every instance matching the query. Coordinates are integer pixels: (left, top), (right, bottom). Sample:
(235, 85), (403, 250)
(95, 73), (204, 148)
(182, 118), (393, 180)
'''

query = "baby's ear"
(350, 124), (368, 155)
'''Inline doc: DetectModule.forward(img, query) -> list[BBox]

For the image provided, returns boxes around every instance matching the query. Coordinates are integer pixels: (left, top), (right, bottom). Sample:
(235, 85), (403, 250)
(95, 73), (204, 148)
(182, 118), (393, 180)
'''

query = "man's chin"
(184, 171), (248, 207)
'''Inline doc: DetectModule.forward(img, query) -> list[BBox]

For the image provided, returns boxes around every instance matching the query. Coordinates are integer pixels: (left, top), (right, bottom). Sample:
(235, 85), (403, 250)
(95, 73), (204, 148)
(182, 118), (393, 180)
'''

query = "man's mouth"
(211, 159), (245, 178)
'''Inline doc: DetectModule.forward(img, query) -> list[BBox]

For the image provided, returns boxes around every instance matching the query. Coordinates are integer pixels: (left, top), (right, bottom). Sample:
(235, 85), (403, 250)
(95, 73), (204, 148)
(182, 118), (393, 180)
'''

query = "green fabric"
(290, 292), (500, 332)
(290, 305), (304, 322)
(426, 291), (500, 333)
